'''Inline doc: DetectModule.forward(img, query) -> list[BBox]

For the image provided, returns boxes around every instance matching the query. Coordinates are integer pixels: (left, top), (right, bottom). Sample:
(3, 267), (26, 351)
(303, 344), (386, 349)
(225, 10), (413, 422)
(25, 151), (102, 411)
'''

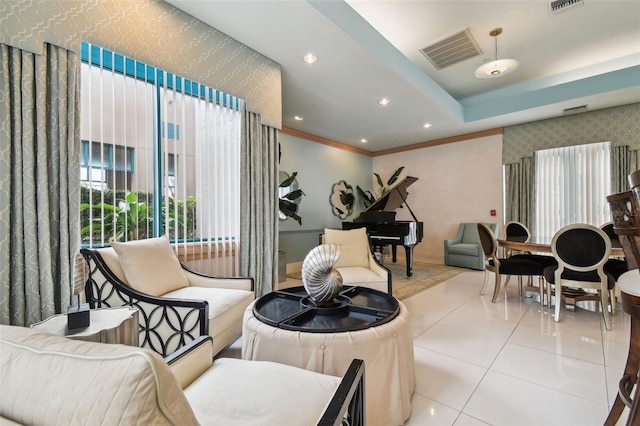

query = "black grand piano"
(342, 176), (424, 277)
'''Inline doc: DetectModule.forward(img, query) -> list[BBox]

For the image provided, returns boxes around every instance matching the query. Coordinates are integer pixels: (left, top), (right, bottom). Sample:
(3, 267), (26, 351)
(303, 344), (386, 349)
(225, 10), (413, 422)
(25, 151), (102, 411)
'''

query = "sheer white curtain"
(81, 42), (243, 276)
(192, 93), (242, 275)
(535, 141), (611, 237)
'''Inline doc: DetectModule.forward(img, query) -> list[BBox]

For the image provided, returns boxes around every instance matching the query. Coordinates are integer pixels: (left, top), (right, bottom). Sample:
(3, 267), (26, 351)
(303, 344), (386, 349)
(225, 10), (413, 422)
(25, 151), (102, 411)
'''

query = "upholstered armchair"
(0, 325), (365, 426)
(81, 236), (254, 357)
(322, 227), (392, 294)
(444, 222), (498, 270)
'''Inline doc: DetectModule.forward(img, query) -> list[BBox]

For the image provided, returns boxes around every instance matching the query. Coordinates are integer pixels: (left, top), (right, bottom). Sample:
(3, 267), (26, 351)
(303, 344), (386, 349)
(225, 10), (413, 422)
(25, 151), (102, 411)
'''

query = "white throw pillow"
(111, 236), (189, 297)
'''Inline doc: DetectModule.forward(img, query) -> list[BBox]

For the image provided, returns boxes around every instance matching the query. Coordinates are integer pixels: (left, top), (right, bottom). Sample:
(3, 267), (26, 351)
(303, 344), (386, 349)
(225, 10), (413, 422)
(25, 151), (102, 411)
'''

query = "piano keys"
(342, 176), (423, 277)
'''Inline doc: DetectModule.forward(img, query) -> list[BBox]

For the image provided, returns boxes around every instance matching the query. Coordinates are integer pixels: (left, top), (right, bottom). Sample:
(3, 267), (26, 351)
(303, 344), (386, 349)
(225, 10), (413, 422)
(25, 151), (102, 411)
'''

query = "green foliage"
(80, 187), (194, 243)
(279, 171), (305, 225)
(339, 190), (355, 211)
(356, 166), (405, 208)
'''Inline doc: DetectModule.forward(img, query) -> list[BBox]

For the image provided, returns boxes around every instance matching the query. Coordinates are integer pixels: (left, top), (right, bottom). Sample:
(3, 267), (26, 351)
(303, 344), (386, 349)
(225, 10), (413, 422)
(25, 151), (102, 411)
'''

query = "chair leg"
(610, 290), (617, 317)
(518, 276), (523, 296)
(554, 284), (563, 322)
(538, 277), (545, 306)
(601, 288), (612, 331)
(480, 270), (489, 295)
(491, 271), (501, 303)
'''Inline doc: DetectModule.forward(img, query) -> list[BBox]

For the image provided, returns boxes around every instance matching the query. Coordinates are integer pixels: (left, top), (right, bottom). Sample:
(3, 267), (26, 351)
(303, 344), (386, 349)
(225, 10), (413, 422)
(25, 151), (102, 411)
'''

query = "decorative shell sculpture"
(302, 244), (343, 304)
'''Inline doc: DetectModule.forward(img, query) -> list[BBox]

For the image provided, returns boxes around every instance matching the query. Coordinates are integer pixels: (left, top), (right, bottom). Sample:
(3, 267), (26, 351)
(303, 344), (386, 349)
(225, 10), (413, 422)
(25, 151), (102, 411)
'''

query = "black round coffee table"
(252, 285), (399, 333)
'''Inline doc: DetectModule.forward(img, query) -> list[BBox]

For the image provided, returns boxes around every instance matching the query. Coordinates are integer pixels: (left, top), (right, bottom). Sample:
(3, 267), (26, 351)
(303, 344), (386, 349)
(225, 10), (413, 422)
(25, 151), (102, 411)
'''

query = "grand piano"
(342, 176), (424, 277)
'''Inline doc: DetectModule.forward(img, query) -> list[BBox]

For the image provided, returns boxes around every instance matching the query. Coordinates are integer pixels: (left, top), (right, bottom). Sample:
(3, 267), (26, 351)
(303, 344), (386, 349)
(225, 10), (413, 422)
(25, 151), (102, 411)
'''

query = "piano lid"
(363, 176), (418, 212)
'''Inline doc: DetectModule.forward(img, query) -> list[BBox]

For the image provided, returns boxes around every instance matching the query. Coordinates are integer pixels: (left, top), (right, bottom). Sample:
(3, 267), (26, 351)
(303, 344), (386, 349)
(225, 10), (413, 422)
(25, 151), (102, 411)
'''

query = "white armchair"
(0, 325), (365, 426)
(81, 236), (254, 357)
(322, 227), (392, 294)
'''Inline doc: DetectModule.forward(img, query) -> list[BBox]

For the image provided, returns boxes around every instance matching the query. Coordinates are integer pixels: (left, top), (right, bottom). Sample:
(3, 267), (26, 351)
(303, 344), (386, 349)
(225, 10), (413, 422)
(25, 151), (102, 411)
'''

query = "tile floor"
(223, 270), (632, 425)
(402, 269), (630, 426)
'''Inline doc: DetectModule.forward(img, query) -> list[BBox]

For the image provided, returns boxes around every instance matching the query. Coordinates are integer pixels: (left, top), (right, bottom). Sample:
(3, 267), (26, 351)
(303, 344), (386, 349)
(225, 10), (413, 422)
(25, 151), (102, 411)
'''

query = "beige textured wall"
(0, 0), (281, 128)
(373, 134), (503, 265)
(503, 103), (640, 164)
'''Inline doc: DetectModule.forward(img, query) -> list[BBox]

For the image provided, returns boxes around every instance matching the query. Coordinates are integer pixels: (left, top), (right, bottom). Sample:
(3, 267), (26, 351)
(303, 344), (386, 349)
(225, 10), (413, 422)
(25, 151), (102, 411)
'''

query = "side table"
(31, 307), (139, 346)
(243, 286), (415, 426)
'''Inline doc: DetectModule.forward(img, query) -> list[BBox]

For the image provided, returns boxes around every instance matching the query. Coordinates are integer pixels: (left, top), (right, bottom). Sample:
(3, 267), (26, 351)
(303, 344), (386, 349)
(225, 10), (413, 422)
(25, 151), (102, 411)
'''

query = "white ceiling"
(166, 0), (640, 153)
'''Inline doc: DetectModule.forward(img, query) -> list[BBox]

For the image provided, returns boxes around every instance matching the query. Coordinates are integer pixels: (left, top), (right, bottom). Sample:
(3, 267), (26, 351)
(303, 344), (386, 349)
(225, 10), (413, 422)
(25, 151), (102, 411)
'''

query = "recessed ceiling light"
(303, 53), (318, 64)
(378, 98), (390, 106)
(294, 116), (303, 121)
(361, 139), (368, 143)
(422, 123), (432, 129)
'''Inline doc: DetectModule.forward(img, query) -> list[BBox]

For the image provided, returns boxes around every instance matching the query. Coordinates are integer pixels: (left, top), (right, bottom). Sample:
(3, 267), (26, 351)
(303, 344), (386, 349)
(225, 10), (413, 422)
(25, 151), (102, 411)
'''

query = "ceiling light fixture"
(294, 116), (303, 121)
(303, 53), (317, 64)
(378, 98), (390, 106)
(474, 28), (519, 79)
(361, 139), (368, 143)
(422, 123), (432, 129)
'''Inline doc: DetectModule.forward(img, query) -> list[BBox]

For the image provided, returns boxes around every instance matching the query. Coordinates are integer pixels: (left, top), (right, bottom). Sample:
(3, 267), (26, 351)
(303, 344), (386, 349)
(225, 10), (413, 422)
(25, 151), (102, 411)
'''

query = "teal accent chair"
(444, 223), (498, 270)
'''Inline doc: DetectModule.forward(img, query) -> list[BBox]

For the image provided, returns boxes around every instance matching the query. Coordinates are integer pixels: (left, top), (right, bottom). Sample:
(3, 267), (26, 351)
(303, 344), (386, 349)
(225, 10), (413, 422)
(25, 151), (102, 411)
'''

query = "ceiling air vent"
(563, 104), (588, 114)
(420, 28), (482, 70)
(549, 0), (585, 15)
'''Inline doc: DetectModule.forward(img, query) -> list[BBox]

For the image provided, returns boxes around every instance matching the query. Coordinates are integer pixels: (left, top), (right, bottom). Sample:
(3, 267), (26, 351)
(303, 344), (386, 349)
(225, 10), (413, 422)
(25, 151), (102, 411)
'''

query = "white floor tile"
(508, 322), (604, 364)
(452, 413), (491, 425)
(605, 365), (624, 408)
(413, 345), (487, 411)
(405, 392), (460, 426)
(603, 338), (630, 369)
(414, 323), (507, 368)
(519, 304), (604, 339)
(464, 370), (609, 425)
(490, 343), (608, 404)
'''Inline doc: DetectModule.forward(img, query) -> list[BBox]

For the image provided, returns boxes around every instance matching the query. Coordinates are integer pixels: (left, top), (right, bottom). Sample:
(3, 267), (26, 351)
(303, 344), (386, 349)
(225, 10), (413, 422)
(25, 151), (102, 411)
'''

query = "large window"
(535, 141), (611, 237)
(80, 42), (243, 259)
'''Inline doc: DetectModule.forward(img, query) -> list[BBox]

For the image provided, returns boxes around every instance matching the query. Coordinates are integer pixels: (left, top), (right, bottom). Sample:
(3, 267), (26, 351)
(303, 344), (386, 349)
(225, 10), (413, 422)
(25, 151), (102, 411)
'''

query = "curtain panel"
(504, 157), (534, 232)
(612, 145), (639, 194)
(240, 111), (278, 297)
(0, 43), (80, 326)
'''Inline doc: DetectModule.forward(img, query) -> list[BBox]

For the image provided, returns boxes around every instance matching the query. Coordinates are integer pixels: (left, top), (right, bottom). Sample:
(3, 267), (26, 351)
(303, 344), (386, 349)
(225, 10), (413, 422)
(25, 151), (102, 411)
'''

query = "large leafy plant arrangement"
(356, 166), (404, 208)
(279, 171), (306, 225)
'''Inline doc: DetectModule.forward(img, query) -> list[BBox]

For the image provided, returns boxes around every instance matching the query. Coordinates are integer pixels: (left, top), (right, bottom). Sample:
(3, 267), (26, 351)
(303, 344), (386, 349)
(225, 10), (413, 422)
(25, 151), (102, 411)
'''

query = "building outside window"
(80, 42), (242, 253)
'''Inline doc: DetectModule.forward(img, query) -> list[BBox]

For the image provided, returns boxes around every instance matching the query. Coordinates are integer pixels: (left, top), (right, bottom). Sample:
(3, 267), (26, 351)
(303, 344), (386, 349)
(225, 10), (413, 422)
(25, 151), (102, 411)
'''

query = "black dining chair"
(543, 224), (615, 330)
(477, 223), (550, 303)
(503, 221), (531, 257)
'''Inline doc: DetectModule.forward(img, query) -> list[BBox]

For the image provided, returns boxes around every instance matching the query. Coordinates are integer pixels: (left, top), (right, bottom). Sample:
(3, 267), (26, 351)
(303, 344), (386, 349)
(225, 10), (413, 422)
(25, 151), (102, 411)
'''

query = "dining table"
(497, 236), (626, 307)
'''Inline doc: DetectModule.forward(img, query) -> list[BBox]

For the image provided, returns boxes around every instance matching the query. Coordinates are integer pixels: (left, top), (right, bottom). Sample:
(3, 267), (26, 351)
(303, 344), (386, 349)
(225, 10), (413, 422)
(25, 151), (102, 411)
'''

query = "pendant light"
(474, 28), (519, 79)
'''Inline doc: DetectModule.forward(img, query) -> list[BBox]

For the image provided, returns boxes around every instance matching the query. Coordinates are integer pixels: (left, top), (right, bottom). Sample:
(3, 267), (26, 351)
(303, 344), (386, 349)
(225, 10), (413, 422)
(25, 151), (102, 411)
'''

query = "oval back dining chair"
(503, 221), (531, 257)
(543, 224), (614, 330)
(477, 223), (548, 303)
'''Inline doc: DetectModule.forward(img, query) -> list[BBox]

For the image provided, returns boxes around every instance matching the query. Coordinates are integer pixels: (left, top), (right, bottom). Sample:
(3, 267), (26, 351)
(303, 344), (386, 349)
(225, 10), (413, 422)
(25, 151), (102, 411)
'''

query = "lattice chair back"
(81, 247), (208, 357)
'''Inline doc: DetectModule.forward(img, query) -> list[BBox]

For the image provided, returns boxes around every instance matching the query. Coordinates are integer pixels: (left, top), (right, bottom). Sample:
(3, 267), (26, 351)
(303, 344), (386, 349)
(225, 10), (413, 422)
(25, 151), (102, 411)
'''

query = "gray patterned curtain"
(0, 43), (80, 326)
(240, 111), (278, 297)
(612, 145), (639, 193)
(504, 157), (534, 232)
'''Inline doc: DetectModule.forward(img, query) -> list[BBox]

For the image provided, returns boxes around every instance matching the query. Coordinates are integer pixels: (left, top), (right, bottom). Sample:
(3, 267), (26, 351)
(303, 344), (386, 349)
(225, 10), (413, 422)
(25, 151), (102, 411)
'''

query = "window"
(535, 141), (611, 237)
(80, 42), (243, 256)
(80, 141), (134, 189)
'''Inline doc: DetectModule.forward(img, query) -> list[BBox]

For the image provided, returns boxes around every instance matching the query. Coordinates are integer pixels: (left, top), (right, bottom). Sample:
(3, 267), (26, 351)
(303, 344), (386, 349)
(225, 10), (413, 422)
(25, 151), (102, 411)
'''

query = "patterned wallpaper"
(503, 103), (640, 164)
(0, 0), (282, 129)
